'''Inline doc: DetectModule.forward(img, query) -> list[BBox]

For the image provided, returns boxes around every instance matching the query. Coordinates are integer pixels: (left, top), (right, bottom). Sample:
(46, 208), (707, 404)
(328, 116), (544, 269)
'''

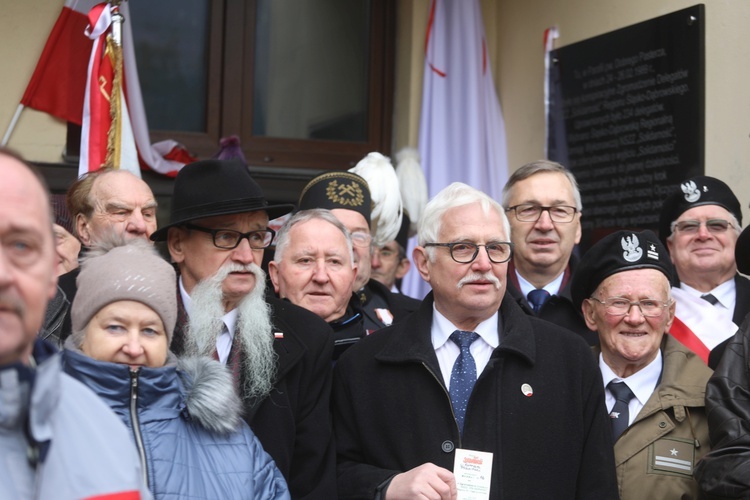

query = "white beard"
(185, 262), (277, 401)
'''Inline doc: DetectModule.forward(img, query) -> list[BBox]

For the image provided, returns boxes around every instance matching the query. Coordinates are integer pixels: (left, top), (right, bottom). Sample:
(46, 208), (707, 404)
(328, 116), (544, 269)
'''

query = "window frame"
(150, 0), (396, 170)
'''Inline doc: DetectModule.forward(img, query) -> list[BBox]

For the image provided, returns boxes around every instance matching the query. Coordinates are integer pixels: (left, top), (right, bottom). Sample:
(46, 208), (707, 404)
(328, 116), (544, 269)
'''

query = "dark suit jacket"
(506, 259), (599, 346)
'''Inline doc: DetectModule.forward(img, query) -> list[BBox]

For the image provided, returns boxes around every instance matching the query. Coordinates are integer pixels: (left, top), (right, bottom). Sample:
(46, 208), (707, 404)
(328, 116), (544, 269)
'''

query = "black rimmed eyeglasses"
(185, 223), (275, 250)
(505, 204), (578, 223)
(423, 242), (513, 264)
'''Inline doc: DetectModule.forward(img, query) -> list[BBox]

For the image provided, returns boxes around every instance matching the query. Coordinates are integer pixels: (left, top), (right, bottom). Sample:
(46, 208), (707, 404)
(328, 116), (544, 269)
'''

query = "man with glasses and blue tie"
(572, 229), (711, 500)
(332, 182), (617, 499)
(151, 159), (336, 499)
(658, 175), (748, 369)
(501, 160), (598, 345)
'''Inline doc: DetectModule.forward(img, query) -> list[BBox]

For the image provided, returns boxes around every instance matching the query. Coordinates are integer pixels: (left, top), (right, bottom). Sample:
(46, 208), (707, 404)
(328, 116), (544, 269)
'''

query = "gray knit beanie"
(71, 236), (177, 343)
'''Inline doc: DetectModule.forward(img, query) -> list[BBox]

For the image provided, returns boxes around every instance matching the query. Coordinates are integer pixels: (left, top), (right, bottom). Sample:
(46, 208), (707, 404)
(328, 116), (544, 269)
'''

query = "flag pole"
(1, 104), (25, 147)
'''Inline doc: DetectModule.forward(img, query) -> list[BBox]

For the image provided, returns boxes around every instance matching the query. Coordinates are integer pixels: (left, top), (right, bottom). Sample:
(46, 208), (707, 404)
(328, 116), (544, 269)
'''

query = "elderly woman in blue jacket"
(61, 236), (290, 500)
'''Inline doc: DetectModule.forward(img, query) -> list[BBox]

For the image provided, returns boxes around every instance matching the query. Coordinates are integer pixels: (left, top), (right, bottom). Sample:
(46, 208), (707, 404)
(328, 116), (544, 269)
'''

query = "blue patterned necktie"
(449, 330), (480, 435)
(608, 381), (635, 442)
(527, 289), (550, 314)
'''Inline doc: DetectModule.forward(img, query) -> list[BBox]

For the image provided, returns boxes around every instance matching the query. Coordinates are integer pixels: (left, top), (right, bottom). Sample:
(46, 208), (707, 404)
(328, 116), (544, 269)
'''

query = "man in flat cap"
(152, 159), (336, 499)
(333, 182), (617, 499)
(501, 160), (597, 345)
(658, 175), (748, 368)
(298, 168), (419, 337)
(572, 230), (711, 500)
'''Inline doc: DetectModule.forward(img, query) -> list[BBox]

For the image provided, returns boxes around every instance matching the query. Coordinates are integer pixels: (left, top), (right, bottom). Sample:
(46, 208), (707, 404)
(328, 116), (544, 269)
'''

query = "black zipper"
(129, 369), (149, 488)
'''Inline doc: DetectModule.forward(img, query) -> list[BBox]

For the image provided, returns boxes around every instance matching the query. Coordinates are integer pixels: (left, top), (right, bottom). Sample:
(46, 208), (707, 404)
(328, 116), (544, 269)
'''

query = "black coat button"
(442, 440), (454, 453)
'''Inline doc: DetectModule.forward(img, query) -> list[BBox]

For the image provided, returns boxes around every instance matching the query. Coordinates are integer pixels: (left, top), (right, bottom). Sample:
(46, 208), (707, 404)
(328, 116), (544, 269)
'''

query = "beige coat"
(597, 335), (712, 500)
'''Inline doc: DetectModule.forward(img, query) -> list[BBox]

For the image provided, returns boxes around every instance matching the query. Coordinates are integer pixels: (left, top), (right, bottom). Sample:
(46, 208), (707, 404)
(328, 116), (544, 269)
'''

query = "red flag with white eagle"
(12, 0), (194, 177)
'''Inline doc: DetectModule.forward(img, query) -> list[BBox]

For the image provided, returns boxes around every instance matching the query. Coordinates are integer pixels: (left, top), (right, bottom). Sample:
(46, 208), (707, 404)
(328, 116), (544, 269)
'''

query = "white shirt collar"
(599, 349), (662, 407)
(680, 279), (735, 312)
(516, 269), (564, 298)
(431, 305), (499, 350)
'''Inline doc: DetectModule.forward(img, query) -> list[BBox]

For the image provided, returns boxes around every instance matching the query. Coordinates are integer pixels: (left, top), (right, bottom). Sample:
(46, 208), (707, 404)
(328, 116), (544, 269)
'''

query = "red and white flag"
(21, 0), (95, 125)
(402, 0), (509, 299)
(80, 2), (138, 176)
(669, 287), (738, 364)
(16, 0), (193, 177)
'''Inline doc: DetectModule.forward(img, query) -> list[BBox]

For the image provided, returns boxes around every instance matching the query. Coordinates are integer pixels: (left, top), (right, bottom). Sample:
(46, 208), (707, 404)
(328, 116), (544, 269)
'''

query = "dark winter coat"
(333, 291), (618, 499)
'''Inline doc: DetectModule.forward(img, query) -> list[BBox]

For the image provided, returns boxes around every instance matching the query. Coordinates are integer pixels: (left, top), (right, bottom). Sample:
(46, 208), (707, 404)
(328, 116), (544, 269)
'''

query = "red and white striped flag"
(669, 287), (738, 364)
(80, 2), (138, 176)
(16, 0), (193, 177)
(402, 0), (509, 299)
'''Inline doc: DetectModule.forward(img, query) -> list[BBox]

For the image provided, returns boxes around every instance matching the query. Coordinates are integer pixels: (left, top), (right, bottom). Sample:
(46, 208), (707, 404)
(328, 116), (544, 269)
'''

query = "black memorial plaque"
(547, 5), (704, 244)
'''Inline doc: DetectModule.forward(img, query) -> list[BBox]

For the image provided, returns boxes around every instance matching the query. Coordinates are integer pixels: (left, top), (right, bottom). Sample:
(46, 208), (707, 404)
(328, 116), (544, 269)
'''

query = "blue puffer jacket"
(61, 348), (290, 500)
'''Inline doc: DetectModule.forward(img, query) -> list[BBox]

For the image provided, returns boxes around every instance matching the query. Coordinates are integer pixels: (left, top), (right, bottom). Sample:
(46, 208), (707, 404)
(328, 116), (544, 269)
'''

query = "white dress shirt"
(432, 305), (499, 389)
(680, 279), (735, 323)
(600, 350), (662, 426)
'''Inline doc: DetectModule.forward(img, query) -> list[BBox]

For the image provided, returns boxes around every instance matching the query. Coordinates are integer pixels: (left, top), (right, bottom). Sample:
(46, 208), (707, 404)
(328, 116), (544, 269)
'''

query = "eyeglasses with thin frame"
(185, 223), (275, 250)
(423, 241), (513, 264)
(505, 204), (578, 223)
(350, 231), (373, 248)
(589, 296), (673, 318)
(670, 219), (734, 235)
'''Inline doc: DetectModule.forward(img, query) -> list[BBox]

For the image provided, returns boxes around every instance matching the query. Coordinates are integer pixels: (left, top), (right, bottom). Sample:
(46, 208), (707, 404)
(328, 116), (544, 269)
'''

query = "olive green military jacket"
(596, 335), (712, 500)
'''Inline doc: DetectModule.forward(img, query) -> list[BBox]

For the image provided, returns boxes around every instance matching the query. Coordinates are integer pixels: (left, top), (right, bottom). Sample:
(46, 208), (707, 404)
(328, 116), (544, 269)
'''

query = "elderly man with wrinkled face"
(151, 159), (336, 499)
(332, 182), (617, 499)
(572, 230), (711, 500)
(52, 168), (160, 344)
(298, 167), (420, 335)
(269, 209), (364, 359)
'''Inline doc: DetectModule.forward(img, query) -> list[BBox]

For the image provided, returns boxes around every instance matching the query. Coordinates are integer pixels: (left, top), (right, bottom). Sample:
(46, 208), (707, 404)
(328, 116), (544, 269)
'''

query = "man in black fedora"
(151, 159), (336, 499)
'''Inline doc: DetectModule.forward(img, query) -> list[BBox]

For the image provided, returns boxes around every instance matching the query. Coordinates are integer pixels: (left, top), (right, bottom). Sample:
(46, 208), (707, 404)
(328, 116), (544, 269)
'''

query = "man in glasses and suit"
(501, 160), (597, 345)
(658, 175), (748, 368)
(151, 159), (336, 499)
(332, 182), (617, 499)
(572, 229), (711, 500)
